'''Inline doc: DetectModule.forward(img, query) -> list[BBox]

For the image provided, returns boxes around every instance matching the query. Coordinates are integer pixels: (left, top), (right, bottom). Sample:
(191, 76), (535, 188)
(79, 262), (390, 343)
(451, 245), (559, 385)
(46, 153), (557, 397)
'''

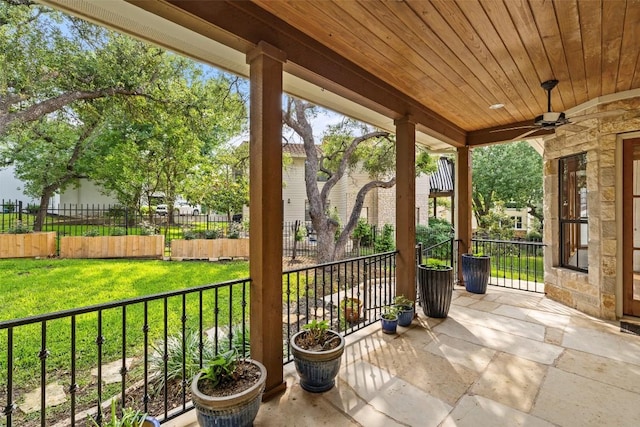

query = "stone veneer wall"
(543, 96), (640, 319)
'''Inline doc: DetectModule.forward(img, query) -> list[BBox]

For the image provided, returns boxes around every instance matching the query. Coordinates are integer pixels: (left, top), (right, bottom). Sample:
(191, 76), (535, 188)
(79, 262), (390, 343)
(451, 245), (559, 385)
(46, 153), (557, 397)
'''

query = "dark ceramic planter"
(191, 359), (266, 427)
(461, 254), (490, 294)
(418, 264), (454, 318)
(291, 330), (345, 393)
(380, 316), (398, 334)
(396, 305), (414, 327)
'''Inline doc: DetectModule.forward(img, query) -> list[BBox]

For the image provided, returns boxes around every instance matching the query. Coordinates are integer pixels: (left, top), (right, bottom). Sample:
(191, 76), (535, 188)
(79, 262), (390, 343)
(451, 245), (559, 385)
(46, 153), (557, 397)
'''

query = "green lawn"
(0, 258), (250, 392)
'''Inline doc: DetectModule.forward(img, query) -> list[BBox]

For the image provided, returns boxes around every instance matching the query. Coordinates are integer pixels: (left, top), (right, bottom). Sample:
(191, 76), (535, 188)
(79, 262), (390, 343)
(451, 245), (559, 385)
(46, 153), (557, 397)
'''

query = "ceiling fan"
(495, 79), (625, 140)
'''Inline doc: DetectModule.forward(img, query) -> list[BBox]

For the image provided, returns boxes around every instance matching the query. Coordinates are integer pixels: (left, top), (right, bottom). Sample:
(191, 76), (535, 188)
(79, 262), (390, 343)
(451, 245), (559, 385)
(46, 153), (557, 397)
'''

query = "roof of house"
(282, 143), (321, 157)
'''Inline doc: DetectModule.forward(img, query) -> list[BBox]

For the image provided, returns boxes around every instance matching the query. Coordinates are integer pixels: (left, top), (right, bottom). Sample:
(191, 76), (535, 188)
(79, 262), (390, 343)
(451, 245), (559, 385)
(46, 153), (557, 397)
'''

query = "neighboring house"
(0, 165), (59, 207)
(282, 143), (430, 228)
(58, 178), (119, 206)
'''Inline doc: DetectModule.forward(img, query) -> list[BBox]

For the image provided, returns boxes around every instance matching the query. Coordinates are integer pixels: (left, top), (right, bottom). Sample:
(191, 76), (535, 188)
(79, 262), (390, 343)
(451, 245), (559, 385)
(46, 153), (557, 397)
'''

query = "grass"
(0, 258), (250, 391)
(490, 255), (544, 282)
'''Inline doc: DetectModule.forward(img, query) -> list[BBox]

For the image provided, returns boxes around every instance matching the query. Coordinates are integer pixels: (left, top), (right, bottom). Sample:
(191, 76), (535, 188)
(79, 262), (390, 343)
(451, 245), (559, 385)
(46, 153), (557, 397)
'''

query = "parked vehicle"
(155, 202), (201, 216)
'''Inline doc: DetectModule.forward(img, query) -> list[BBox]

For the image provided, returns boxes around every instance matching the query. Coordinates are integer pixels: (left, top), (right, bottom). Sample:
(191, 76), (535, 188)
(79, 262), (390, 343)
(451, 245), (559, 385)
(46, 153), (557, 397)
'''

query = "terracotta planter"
(0, 231), (56, 259)
(340, 298), (362, 323)
(60, 235), (164, 259)
(191, 359), (266, 427)
(291, 329), (345, 393)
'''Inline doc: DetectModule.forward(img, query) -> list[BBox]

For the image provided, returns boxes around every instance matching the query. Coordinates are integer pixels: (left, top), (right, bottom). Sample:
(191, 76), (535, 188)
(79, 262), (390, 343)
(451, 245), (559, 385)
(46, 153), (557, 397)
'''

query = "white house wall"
(0, 165), (59, 206)
(58, 179), (118, 207)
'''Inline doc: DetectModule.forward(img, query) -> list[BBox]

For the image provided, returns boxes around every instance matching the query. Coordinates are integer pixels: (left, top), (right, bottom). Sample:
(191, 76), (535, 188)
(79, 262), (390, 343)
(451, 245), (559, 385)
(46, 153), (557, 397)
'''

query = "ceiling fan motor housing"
(535, 111), (566, 128)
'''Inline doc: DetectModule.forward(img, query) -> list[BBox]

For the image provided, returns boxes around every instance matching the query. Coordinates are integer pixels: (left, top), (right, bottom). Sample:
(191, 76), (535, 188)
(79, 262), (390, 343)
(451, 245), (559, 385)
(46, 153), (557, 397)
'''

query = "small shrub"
(110, 227), (127, 236)
(7, 221), (32, 234)
(105, 205), (126, 219)
(26, 204), (40, 214)
(150, 331), (216, 393)
(88, 399), (147, 427)
(183, 229), (197, 240)
(352, 219), (373, 246)
(204, 229), (222, 239)
(374, 224), (395, 252)
(199, 349), (238, 388)
(227, 222), (241, 239)
(138, 221), (157, 236)
(2, 201), (15, 213)
(83, 228), (101, 237)
(221, 325), (250, 358)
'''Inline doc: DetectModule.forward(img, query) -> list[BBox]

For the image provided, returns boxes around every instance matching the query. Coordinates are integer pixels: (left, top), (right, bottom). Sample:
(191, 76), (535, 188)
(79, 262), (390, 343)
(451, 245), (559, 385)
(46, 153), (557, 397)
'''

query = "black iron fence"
(0, 278), (250, 426)
(468, 238), (545, 292)
(282, 251), (397, 363)
(1, 200), (380, 260)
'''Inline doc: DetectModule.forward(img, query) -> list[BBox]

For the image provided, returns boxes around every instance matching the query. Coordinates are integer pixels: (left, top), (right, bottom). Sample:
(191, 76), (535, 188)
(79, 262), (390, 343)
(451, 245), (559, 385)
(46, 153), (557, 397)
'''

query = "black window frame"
(559, 152), (588, 272)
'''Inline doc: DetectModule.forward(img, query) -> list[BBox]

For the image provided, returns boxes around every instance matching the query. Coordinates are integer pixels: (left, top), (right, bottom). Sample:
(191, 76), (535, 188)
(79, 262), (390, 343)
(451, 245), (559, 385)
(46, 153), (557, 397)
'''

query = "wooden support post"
(395, 116), (417, 302)
(456, 146), (472, 285)
(247, 41), (287, 399)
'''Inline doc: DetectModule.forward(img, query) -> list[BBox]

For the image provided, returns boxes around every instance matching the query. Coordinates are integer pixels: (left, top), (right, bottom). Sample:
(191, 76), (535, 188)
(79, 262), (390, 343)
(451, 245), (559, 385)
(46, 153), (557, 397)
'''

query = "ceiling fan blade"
(559, 123), (588, 132)
(568, 109), (626, 122)
(512, 128), (543, 141)
(490, 125), (537, 133)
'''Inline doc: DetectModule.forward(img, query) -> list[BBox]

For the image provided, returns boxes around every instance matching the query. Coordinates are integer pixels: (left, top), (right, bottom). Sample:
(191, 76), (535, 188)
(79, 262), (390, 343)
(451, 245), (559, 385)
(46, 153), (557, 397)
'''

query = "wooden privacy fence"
(170, 238), (249, 260)
(59, 235), (165, 259)
(0, 232), (56, 258)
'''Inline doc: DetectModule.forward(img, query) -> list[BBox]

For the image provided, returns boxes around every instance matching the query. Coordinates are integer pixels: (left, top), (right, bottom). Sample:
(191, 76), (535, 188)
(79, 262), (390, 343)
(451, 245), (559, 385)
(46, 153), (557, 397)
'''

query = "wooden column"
(456, 146), (472, 285)
(394, 116), (417, 302)
(247, 41), (286, 399)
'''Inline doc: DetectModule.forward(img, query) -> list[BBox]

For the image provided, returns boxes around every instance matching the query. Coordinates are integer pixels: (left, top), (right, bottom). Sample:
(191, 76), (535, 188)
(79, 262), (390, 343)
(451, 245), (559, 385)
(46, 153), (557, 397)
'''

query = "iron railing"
(0, 278), (250, 427)
(416, 239), (455, 268)
(282, 251), (397, 363)
(469, 238), (545, 292)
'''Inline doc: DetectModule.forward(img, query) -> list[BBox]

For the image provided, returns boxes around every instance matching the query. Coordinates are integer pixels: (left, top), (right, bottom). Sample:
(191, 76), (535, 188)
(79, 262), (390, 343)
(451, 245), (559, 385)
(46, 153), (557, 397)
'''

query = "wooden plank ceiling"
(140, 0), (640, 147)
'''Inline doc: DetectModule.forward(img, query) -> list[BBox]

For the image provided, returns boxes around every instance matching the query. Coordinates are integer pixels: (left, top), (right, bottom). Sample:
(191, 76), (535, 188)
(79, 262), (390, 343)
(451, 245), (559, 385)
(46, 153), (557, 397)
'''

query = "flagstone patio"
(169, 286), (640, 427)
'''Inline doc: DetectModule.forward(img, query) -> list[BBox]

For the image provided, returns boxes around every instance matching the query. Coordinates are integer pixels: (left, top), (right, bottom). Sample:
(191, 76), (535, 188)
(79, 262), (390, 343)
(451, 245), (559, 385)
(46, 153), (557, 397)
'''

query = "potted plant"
(340, 297), (363, 323)
(461, 252), (491, 294)
(380, 305), (399, 334)
(191, 349), (267, 427)
(393, 295), (414, 327)
(417, 259), (454, 318)
(88, 400), (160, 427)
(290, 319), (345, 393)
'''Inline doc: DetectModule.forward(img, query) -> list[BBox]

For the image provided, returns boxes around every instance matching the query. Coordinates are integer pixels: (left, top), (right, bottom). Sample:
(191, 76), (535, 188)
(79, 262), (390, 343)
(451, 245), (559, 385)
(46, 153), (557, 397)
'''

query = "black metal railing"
(416, 238), (455, 267)
(282, 251), (397, 363)
(0, 278), (250, 427)
(468, 238), (545, 292)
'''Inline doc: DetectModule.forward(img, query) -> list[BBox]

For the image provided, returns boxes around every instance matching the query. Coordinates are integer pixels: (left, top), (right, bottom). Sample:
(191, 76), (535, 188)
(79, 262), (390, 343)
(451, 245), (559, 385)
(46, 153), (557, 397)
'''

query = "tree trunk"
(34, 188), (55, 232)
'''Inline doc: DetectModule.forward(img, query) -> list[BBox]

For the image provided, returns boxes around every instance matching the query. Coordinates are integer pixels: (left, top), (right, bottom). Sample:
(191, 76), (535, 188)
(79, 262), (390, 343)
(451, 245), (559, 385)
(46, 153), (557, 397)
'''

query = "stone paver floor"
(168, 286), (640, 427)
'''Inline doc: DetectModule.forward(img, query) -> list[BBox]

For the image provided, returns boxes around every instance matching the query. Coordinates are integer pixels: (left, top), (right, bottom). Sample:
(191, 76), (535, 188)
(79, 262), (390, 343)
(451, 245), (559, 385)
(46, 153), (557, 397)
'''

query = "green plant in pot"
(380, 305), (399, 334)
(191, 349), (267, 427)
(291, 319), (345, 392)
(417, 259), (454, 318)
(88, 400), (159, 427)
(393, 295), (414, 327)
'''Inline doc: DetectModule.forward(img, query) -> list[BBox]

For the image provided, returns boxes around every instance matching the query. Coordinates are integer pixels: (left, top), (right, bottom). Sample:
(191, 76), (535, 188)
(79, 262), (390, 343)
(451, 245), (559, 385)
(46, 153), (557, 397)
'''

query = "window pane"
(562, 222), (588, 269)
(560, 153), (587, 220)
(560, 153), (588, 271)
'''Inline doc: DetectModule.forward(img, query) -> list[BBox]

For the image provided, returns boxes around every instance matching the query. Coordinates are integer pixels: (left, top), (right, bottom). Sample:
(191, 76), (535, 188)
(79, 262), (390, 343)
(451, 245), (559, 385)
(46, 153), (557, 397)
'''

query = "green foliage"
(183, 228), (197, 240)
(26, 204), (40, 214)
(472, 142), (543, 228)
(298, 319), (340, 350)
(88, 399), (147, 427)
(150, 330), (216, 394)
(393, 295), (413, 309)
(351, 219), (373, 246)
(415, 218), (453, 247)
(138, 221), (157, 236)
(204, 229), (222, 239)
(374, 224), (395, 252)
(474, 202), (515, 240)
(294, 224), (307, 242)
(7, 221), (31, 234)
(199, 349), (238, 389)
(2, 201), (15, 213)
(221, 325), (250, 358)
(381, 305), (399, 320)
(83, 228), (101, 237)
(110, 227), (126, 236)
(424, 258), (449, 269)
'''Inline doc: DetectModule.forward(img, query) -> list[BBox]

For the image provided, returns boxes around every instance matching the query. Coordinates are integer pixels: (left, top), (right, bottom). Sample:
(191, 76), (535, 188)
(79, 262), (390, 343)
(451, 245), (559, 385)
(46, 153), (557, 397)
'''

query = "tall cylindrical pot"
(418, 264), (454, 318)
(461, 254), (490, 294)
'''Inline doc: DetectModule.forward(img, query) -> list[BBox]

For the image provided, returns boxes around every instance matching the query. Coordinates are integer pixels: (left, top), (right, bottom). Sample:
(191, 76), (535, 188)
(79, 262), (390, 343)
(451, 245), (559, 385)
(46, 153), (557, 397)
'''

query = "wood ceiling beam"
(130, 0), (466, 147)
